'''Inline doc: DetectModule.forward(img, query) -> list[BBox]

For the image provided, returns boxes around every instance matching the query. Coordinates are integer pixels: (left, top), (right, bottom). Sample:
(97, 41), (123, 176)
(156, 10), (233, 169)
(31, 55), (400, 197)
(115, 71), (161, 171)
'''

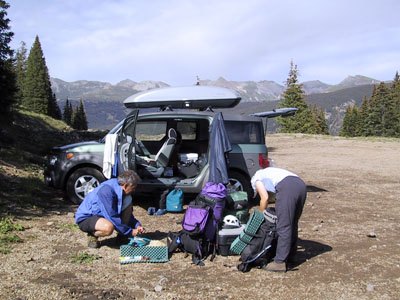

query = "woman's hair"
(117, 170), (141, 187)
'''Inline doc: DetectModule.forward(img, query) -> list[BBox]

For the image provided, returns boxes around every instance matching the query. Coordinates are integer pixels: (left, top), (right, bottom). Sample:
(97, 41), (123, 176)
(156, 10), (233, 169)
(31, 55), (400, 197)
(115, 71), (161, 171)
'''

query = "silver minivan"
(44, 86), (296, 204)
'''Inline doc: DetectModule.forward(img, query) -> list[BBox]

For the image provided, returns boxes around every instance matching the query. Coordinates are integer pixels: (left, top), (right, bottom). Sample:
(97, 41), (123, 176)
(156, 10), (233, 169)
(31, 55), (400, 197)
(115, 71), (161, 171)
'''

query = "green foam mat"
(229, 210), (264, 255)
(120, 245), (168, 264)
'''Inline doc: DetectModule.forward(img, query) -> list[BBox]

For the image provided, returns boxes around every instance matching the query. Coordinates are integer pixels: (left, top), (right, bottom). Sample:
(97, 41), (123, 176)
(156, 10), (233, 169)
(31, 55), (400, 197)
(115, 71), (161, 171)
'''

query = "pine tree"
(48, 92), (61, 119)
(362, 86), (380, 136)
(358, 95), (370, 136)
(63, 98), (72, 125)
(389, 72), (400, 137)
(22, 35), (53, 115)
(340, 106), (353, 137)
(352, 105), (361, 136)
(13, 41), (28, 105)
(340, 105), (359, 137)
(0, 0), (16, 120)
(79, 99), (88, 130)
(315, 105), (329, 135)
(277, 61), (319, 134)
(71, 99), (88, 130)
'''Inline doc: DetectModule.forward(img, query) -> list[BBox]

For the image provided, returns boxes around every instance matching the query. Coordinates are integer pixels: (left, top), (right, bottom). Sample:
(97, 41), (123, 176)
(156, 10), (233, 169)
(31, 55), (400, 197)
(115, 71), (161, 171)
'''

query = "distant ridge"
(51, 75), (385, 134)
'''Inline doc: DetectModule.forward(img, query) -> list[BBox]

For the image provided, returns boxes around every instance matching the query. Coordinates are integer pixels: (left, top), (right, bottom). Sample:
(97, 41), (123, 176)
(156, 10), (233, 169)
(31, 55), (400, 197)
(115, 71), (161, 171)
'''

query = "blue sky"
(7, 0), (400, 86)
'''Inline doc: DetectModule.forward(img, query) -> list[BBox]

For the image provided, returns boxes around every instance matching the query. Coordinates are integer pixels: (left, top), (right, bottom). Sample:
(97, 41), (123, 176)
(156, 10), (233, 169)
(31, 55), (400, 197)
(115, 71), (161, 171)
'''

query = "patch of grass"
(0, 217), (24, 234)
(0, 217), (24, 254)
(56, 224), (79, 230)
(70, 252), (101, 264)
(17, 108), (72, 132)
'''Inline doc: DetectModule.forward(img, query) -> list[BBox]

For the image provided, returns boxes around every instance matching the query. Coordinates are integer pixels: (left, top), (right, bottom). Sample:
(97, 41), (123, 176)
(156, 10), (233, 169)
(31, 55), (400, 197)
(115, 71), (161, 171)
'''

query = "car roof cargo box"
(123, 86), (241, 110)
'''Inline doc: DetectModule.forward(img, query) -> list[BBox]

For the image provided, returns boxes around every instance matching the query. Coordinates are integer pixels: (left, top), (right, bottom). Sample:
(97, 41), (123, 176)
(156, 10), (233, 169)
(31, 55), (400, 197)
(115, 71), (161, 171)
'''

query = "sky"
(7, 0), (400, 86)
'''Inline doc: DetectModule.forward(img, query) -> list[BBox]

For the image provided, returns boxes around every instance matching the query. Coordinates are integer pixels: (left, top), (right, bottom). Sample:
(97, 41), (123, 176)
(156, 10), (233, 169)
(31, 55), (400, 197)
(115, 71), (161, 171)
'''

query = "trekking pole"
(244, 245), (272, 264)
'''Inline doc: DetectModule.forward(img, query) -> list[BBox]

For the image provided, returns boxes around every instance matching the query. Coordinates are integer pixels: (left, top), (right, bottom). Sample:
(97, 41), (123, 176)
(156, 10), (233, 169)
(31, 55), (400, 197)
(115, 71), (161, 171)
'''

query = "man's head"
(118, 170), (141, 195)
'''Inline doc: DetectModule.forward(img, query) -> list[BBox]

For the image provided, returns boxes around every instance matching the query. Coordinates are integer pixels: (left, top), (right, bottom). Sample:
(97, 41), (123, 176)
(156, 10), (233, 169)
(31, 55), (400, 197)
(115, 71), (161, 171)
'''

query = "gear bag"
(237, 208), (278, 272)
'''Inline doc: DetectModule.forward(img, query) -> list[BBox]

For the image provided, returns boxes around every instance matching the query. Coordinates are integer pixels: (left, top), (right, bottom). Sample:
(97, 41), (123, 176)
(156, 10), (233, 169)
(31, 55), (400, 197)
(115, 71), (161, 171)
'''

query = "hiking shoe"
(147, 207), (156, 215)
(87, 234), (99, 248)
(265, 261), (286, 273)
(154, 208), (167, 216)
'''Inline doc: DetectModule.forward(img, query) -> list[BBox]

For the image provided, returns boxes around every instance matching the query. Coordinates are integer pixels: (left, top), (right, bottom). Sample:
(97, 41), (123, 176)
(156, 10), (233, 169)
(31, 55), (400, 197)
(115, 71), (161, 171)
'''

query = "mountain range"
(51, 75), (383, 135)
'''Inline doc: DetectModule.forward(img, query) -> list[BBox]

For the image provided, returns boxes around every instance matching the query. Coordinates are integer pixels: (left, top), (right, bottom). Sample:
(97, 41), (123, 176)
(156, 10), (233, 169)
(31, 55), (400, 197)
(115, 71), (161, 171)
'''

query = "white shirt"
(251, 167), (298, 194)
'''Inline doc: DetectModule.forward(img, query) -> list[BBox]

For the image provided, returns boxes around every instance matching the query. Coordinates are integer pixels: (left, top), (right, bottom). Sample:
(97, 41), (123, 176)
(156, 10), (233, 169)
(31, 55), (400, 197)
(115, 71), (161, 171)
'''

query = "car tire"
(66, 168), (105, 204)
(227, 170), (253, 199)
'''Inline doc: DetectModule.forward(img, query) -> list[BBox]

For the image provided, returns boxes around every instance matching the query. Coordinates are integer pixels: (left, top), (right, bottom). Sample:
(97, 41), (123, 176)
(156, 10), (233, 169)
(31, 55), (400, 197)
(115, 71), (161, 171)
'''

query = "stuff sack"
(200, 182), (227, 199)
(166, 188), (184, 212)
(237, 208), (278, 272)
(224, 191), (250, 224)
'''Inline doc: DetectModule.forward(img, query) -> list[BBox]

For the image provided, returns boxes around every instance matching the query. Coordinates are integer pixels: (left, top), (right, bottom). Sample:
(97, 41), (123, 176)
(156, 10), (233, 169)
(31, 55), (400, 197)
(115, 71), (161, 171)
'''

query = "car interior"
(135, 118), (210, 180)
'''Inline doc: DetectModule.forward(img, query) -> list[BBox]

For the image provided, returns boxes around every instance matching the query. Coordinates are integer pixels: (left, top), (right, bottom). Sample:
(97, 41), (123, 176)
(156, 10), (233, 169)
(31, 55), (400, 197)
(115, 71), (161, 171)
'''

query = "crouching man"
(251, 167), (307, 272)
(75, 170), (145, 248)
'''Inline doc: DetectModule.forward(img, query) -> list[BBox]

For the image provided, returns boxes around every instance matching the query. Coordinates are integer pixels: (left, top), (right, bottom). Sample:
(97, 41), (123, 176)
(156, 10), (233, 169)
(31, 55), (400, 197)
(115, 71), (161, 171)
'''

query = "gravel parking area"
(1, 134), (399, 300)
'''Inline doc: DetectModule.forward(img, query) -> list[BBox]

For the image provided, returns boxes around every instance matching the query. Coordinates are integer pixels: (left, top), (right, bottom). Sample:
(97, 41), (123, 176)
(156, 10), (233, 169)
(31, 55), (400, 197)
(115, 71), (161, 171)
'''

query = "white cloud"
(8, 0), (400, 85)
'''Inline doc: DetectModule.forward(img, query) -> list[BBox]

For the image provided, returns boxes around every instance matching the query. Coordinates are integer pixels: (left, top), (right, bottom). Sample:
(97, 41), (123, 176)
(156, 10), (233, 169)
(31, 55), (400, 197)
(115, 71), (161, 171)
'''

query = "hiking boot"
(265, 261), (286, 273)
(87, 234), (99, 248)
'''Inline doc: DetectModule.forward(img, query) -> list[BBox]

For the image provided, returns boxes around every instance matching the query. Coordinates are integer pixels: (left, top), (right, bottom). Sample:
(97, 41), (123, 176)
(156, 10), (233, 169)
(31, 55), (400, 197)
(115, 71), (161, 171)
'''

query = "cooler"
(217, 224), (246, 256)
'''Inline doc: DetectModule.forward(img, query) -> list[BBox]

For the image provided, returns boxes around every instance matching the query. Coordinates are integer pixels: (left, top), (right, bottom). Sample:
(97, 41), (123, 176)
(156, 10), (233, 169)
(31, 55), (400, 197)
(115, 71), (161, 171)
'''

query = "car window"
(224, 121), (263, 144)
(136, 121), (167, 141)
(177, 121), (197, 140)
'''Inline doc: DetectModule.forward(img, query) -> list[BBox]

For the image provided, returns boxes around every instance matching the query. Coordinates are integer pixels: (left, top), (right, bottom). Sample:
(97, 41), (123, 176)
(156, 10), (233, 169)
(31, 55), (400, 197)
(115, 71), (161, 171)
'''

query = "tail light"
(259, 154), (274, 168)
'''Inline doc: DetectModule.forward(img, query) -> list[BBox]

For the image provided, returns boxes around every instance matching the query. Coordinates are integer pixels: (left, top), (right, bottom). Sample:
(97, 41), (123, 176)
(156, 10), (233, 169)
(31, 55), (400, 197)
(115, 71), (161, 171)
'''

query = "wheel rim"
(74, 175), (100, 201)
(227, 177), (244, 193)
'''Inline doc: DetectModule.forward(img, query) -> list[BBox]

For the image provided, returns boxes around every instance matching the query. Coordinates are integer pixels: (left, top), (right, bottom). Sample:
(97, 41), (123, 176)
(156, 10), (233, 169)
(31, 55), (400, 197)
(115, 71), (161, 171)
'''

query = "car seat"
(138, 128), (178, 177)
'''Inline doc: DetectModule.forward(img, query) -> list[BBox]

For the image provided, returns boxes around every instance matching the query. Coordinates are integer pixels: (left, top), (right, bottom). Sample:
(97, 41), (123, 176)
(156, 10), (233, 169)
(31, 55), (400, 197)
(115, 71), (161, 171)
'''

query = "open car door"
(117, 109), (139, 173)
(250, 107), (298, 133)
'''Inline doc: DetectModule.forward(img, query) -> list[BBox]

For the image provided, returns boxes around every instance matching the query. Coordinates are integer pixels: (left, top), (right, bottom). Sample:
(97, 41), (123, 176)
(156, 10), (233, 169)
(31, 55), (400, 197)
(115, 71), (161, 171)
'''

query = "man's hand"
(132, 226), (145, 236)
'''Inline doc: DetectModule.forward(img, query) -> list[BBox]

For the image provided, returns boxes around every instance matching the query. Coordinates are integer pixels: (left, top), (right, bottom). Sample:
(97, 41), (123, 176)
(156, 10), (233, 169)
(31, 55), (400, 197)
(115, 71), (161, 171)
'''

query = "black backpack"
(237, 209), (278, 272)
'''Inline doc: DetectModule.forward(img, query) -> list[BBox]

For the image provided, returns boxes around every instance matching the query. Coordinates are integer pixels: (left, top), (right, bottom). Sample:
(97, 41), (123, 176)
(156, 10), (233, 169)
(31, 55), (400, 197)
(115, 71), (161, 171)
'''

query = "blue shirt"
(75, 178), (140, 236)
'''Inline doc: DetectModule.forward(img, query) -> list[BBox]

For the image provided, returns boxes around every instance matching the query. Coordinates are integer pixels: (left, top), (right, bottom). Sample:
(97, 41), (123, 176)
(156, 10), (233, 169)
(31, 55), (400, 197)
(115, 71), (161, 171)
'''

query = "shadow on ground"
(288, 238), (332, 271)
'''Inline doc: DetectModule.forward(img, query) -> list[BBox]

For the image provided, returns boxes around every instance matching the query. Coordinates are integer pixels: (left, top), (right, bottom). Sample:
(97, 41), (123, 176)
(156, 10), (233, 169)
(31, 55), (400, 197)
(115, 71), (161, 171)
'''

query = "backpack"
(237, 208), (278, 272)
(167, 184), (226, 266)
(166, 188), (184, 212)
(181, 202), (210, 235)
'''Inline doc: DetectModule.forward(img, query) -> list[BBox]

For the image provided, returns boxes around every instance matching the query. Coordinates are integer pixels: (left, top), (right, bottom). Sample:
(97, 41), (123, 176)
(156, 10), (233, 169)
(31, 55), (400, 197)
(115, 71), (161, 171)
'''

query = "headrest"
(168, 128), (177, 139)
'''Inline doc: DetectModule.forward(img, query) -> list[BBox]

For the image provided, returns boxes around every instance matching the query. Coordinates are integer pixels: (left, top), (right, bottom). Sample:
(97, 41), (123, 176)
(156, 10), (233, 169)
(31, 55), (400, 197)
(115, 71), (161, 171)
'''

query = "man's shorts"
(78, 216), (101, 234)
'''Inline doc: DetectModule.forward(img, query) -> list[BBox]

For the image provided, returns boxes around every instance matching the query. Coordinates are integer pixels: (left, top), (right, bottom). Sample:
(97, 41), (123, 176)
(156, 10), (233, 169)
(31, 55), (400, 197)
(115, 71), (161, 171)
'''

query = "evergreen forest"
(0, 1), (87, 130)
(340, 73), (400, 138)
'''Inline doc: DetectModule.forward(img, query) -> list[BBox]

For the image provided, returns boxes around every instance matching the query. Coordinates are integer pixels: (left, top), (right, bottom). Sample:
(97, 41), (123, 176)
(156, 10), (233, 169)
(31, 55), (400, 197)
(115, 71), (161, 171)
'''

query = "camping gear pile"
(120, 188), (278, 271)
(120, 112), (277, 270)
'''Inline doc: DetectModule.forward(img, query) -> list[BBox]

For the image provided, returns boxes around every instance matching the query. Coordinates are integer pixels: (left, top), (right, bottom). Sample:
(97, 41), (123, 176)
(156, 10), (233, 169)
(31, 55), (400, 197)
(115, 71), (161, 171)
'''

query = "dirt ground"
(1, 134), (399, 300)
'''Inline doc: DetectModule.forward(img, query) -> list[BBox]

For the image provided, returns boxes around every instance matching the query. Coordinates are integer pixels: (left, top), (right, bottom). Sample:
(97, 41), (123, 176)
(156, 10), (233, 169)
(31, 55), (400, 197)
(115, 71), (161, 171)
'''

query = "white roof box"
(123, 86), (241, 109)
